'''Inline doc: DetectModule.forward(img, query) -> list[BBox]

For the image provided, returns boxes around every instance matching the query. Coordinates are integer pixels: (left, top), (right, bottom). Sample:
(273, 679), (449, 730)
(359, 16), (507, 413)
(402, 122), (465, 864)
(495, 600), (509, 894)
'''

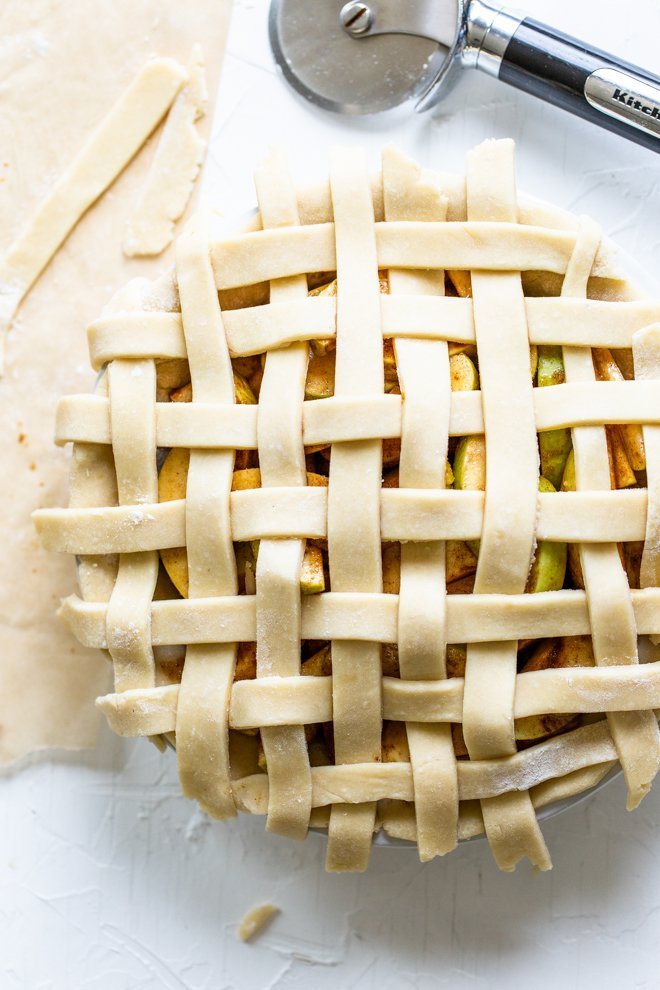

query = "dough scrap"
(0, 56), (188, 373)
(238, 904), (280, 942)
(123, 46), (208, 258)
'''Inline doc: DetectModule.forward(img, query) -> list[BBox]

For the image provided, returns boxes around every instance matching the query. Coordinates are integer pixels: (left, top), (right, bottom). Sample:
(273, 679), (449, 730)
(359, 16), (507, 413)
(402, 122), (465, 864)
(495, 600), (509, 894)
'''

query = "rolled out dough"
(0, 56), (188, 368)
(0, 0), (231, 765)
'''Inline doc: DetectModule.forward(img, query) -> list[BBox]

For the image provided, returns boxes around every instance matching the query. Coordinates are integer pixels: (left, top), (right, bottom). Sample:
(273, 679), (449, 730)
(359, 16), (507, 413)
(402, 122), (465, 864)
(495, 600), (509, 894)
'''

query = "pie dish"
(34, 139), (660, 873)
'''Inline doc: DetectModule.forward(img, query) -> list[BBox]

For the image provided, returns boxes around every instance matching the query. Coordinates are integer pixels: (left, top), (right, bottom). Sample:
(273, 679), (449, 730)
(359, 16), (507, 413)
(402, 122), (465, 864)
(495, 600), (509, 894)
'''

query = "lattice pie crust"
(34, 140), (660, 872)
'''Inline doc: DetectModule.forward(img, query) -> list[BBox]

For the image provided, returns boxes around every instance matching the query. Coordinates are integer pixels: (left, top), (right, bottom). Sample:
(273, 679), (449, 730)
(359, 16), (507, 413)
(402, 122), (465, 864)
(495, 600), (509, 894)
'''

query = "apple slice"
(537, 346), (572, 488)
(525, 477), (567, 594)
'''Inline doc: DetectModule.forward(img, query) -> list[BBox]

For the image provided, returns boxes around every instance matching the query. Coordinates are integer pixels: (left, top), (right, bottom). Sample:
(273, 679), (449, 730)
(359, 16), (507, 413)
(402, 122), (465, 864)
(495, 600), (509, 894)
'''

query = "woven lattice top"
(34, 140), (660, 872)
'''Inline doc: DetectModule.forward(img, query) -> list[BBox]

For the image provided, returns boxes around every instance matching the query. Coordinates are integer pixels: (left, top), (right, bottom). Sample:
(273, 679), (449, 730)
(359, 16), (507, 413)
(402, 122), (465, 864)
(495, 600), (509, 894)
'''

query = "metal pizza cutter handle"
(269, 0), (660, 152)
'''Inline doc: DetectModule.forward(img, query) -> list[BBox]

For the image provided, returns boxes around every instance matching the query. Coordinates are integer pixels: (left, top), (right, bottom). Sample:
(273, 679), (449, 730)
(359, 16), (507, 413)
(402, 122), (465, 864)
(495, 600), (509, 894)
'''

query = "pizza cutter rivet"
(340, 2), (374, 36)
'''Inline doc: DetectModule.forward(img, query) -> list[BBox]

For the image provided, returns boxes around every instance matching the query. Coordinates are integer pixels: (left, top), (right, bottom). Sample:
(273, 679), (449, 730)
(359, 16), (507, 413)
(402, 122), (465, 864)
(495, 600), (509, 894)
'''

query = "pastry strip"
(633, 325), (660, 592)
(54, 380), (660, 453)
(105, 360), (159, 693)
(253, 150), (312, 839)
(173, 219), (238, 820)
(383, 147), (459, 861)
(58, 586), (660, 650)
(98, 657), (660, 736)
(35, 486), (657, 551)
(87, 296), (660, 364)
(124, 47), (207, 258)
(325, 149), (384, 872)
(67, 279), (161, 622)
(210, 222), (622, 291)
(462, 140), (550, 872)
(229, 721), (619, 808)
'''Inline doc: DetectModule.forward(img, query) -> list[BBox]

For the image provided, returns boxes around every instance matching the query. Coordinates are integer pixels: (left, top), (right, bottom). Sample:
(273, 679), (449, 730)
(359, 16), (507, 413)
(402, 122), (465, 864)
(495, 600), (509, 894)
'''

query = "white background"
(3, 1), (660, 987)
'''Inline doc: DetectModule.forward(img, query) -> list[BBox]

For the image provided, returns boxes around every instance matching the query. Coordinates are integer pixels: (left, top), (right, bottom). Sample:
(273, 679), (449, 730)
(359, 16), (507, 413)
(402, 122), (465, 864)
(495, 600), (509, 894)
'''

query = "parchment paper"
(0, 0), (232, 763)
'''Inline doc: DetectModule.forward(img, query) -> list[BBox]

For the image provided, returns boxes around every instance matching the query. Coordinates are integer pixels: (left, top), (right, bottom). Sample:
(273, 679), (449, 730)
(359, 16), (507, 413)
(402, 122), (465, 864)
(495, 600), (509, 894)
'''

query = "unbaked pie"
(34, 140), (660, 872)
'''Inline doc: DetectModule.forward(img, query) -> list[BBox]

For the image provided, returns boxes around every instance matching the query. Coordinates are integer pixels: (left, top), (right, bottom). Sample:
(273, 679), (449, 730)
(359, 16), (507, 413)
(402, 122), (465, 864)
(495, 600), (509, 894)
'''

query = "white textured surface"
(4, 1), (660, 987)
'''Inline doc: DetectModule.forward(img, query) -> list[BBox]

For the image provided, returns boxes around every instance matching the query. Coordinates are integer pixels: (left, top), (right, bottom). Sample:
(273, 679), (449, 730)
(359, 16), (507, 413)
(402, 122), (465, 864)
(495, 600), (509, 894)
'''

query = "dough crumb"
(238, 904), (280, 942)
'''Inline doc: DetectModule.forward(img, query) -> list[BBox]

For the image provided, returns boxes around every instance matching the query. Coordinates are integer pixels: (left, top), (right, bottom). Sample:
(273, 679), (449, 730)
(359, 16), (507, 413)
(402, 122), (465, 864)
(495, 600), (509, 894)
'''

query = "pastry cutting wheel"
(269, 0), (660, 151)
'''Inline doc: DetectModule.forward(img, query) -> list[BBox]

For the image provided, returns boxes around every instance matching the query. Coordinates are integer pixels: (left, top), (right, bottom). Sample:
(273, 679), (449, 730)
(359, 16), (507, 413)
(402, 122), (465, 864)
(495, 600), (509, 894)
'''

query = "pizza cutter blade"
(268, 0), (660, 152)
(268, 0), (456, 115)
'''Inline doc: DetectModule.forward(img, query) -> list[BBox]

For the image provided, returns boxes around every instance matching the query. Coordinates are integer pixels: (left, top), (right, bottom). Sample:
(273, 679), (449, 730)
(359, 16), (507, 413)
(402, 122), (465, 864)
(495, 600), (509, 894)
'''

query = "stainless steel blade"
(269, 0), (453, 114)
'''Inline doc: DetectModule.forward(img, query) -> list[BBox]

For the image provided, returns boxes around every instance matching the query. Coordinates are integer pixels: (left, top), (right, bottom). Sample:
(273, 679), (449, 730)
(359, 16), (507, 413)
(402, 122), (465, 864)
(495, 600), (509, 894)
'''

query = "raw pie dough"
(0, 0), (230, 764)
(123, 46), (209, 258)
(0, 56), (188, 367)
(34, 140), (660, 871)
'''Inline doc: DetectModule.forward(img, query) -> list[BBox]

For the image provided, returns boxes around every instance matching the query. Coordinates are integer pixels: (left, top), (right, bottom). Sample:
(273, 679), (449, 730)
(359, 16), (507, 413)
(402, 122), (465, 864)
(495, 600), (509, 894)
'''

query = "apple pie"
(34, 140), (660, 872)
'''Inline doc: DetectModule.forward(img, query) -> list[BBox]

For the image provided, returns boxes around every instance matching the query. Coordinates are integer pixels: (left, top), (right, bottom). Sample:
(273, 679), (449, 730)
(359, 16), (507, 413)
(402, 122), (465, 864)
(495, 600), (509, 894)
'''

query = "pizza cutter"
(269, 0), (660, 151)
